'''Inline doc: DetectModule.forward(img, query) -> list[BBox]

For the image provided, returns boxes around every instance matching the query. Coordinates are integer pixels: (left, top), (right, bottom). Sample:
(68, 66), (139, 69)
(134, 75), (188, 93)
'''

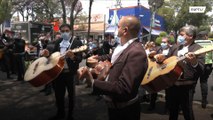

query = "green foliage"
(159, 31), (167, 37)
(169, 35), (175, 44)
(157, 4), (175, 32)
(155, 32), (168, 45)
(0, 0), (12, 24)
(155, 37), (162, 46)
(157, 0), (212, 32)
(198, 25), (210, 33)
(155, 32), (175, 45)
(209, 32), (213, 39)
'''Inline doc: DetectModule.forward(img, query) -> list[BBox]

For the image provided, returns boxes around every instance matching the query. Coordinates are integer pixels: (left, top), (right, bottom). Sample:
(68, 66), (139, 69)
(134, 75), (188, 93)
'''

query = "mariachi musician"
(155, 25), (205, 120)
(0, 30), (15, 79)
(78, 16), (148, 120)
(13, 32), (26, 81)
(42, 24), (83, 120)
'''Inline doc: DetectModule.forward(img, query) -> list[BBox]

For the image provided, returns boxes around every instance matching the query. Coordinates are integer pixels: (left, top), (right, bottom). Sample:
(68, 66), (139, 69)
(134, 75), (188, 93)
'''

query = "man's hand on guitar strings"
(148, 51), (157, 58)
(154, 54), (166, 64)
(66, 50), (75, 60)
(185, 52), (198, 66)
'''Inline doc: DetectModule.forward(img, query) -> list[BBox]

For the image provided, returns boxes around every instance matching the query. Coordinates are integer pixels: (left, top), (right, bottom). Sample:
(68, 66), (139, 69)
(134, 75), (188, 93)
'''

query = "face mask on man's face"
(61, 32), (70, 40)
(177, 35), (186, 45)
(161, 42), (168, 49)
(114, 29), (121, 45)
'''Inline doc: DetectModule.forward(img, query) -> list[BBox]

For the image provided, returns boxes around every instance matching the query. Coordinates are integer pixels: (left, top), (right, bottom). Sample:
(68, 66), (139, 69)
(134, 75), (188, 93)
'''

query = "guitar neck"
(177, 46), (213, 62)
(60, 45), (88, 58)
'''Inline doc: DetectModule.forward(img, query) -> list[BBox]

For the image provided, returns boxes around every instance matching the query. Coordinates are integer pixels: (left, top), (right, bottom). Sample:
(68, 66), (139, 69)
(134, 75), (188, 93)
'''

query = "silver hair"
(179, 25), (197, 39)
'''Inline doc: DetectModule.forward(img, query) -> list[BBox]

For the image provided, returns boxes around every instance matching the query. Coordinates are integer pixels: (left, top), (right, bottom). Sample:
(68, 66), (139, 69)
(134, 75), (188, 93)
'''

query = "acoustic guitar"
(24, 45), (87, 87)
(141, 46), (213, 93)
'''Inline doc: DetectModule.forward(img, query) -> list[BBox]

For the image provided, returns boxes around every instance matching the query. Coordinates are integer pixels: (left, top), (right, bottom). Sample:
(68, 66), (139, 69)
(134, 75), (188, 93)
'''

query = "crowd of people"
(0, 15), (212, 120)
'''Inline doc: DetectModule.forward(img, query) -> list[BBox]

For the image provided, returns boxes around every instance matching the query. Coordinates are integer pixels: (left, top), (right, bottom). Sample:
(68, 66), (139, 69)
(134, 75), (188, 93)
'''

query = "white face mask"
(177, 35), (186, 45)
(115, 36), (121, 44)
(61, 32), (70, 40)
(114, 29), (118, 36)
(114, 29), (121, 44)
(161, 42), (168, 49)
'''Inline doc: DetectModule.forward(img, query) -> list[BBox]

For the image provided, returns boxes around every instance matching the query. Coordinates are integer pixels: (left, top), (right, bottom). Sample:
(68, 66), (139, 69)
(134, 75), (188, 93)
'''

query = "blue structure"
(106, 5), (166, 36)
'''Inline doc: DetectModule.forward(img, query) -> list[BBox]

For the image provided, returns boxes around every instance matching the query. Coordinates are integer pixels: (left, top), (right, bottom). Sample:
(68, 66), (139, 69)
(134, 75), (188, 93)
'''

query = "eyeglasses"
(61, 30), (70, 33)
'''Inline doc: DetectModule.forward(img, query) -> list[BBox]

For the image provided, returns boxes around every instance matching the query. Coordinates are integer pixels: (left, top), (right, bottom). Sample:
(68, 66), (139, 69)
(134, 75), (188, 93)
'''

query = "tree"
(11, 0), (61, 22)
(0, 0), (12, 24)
(32, 0), (61, 22)
(69, 0), (82, 37)
(87, 0), (94, 41)
(157, 0), (212, 32)
(59, 0), (82, 38)
(11, 0), (29, 21)
(148, 0), (164, 41)
(60, 0), (66, 24)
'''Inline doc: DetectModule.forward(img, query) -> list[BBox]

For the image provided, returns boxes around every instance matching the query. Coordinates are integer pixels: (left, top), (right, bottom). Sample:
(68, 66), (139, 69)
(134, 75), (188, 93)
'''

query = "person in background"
(47, 32), (61, 52)
(36, 33), (50, 95)
(40, 33), (61, 96)
(78, 16), (148, 120)
(42, 24), (82, 120)
(54, 32), (61, 41)
(13, 32), (26, 81)
(32, 33), (49, 57)
(196, 31), (213, 108)
(101, 34), (118, 54)
(155, 25), (205, 120)
(146, 37), (172, 112)
(143, 41), (158, 110)
(159, 36), (172, 113)
(1, 30), (16, 79)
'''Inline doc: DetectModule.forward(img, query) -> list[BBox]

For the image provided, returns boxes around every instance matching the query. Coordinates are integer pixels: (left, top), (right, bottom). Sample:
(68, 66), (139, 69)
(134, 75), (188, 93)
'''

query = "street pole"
(148, 4), (157, 42)
(148, 8), (156, 42)
(147, 0), (164, 42)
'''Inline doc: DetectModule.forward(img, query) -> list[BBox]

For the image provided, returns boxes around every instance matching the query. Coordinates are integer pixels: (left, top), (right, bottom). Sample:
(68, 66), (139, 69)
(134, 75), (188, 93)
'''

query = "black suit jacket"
(93, 40), (148, 102)
(52, 38), (83, 74)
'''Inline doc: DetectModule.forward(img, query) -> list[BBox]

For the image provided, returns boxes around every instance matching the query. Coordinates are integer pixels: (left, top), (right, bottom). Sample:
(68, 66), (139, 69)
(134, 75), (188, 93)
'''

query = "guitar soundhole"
(161, 64), (167, 70)
(147, 67), (153, 79)
(33, 62), (39, 74)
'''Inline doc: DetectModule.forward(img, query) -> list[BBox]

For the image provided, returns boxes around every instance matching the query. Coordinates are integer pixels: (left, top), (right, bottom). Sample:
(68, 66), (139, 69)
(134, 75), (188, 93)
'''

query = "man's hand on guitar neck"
(148, 51), (157, 58)
(40, 49), (49, 57)
(66, 50), (75, 60)
(58, 50), (75, 61)
(87, 55), (99, 62)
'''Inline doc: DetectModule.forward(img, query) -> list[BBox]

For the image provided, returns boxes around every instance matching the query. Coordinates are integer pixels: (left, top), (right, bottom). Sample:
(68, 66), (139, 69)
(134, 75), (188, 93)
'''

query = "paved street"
(194, 72), (213, 104)
(0, 60), (212, 120)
